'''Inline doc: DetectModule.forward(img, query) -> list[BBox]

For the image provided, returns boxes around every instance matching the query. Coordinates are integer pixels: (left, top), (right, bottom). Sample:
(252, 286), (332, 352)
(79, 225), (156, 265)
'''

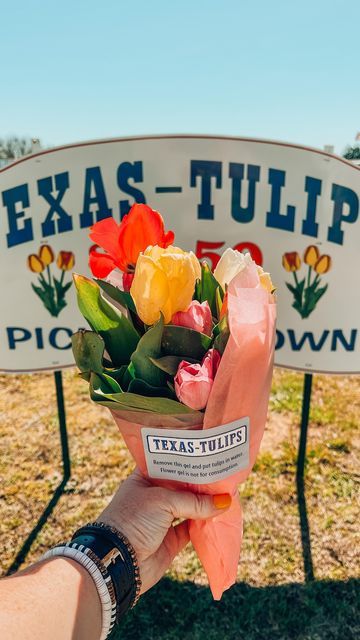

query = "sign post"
(54, 370), (71, 481)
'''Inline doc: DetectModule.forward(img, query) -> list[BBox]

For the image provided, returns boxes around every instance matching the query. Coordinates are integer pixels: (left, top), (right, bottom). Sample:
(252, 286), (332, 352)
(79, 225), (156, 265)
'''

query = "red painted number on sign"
(195, 241), (263, 270)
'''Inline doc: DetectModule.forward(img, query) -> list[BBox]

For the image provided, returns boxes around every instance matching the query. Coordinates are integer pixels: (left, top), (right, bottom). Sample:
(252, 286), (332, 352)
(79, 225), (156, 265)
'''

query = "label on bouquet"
(141, 418), (249, 484)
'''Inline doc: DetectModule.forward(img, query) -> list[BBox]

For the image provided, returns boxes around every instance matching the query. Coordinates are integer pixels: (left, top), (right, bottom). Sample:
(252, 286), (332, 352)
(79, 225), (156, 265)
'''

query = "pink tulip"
(174, 349), (221, 410)
(171, 300), (212, 336)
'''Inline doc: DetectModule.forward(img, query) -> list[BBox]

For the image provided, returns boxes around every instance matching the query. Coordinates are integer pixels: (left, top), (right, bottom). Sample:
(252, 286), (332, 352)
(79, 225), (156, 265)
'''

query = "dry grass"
(0, 368), (359, 637)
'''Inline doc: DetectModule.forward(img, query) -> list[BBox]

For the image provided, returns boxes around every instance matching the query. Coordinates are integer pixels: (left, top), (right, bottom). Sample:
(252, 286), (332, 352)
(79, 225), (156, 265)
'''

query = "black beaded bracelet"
(71, 521), (141, 620)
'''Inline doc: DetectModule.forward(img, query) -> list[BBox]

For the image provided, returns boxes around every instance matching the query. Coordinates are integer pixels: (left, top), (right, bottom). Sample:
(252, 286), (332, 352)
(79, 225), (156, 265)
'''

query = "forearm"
(0, 558), (101, 640)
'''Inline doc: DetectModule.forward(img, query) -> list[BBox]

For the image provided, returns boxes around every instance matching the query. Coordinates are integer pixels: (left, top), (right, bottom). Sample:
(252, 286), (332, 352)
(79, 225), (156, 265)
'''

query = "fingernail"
(213, 494), (232, 509)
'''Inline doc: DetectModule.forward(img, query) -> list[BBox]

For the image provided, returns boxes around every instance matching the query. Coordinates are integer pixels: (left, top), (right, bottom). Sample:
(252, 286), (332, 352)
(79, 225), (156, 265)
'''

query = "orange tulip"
(27, 254), (45, 273)
(88, 204), (175, 278)
(57, 251), (75, 271)
(219, 292), (228, 321)
(39, 244), (54, 266)
(303, 245), (320, 267)
(314, 254), (331, 274)
(282, 252), (301, 272)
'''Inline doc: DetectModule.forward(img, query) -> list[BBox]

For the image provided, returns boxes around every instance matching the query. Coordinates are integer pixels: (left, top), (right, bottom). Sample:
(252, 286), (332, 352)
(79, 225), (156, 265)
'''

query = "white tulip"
(213, 248), (253, 290)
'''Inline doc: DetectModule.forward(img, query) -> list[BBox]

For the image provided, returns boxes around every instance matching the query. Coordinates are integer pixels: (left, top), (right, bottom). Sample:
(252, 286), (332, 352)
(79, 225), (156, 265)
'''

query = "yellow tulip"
(314, 254), (331, 274)
(303, 245), (320, 267)
(27, 254), (45, 273)
(257, 266), (275, 293)
(39, 244), (54, 266)
(130, 245), (201, 325)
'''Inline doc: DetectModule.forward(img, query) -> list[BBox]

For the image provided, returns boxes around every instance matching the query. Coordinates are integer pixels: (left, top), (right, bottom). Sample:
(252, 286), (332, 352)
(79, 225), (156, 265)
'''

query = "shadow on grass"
(5, 478), (69, 576)
(115, 577), (359, 640)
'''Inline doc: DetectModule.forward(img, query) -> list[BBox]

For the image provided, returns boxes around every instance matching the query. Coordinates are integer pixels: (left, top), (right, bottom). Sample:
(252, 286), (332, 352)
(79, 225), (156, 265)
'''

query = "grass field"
(0, 368), (359, 639)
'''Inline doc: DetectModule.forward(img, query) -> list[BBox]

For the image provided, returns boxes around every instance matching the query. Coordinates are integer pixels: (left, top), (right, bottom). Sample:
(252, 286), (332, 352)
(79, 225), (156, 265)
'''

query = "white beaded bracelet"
(42, 544), (115, 640)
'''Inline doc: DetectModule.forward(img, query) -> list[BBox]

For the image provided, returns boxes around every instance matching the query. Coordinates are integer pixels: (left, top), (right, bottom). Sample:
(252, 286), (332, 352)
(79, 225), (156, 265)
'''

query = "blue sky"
(1, 0), (359, 154)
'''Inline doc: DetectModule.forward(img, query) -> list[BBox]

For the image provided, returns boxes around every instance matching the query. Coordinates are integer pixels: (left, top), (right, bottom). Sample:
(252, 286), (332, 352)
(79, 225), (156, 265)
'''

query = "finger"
(166, 490), (232, 521)
(139, 521), (190, 594)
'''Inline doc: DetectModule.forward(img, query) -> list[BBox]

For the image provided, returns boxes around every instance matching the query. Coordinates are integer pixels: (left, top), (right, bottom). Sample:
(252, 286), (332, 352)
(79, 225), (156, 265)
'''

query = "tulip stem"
(293, 271), (299, 287)
(60, 270), (65, 286)
(47, 265), (52, 287)
(307, 266), (312, 289)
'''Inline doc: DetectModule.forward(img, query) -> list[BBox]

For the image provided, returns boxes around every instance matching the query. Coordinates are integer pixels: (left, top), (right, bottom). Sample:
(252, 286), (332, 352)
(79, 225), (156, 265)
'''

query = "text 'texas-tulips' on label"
(141, 418), (250, 484)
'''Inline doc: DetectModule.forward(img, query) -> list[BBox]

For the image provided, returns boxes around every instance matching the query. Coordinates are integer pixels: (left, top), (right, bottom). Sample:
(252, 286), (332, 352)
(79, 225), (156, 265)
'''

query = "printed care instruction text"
(142, 417), (250, 484)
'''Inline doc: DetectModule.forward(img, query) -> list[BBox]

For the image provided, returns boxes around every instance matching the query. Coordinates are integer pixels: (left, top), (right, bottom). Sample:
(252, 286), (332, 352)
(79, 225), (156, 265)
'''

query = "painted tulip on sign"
(72, 203), (276, 601)
(39, 244), (54, 266)
(27, 254), (45, 273)
(283, 245), (332, 318)
(282, 251), (301, 272)
(57, 251), (75, 270)
(314, 254), (331, 274)
(303, 245), (320, 267)
(27, 246), (75, 317)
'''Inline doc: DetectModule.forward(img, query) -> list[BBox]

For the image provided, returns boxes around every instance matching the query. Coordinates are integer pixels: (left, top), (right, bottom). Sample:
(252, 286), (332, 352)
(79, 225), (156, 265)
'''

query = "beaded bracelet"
(42, 544), (116, 640)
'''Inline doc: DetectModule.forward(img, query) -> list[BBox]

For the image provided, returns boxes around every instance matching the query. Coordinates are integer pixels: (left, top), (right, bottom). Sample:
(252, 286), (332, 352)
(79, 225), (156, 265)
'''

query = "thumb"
(166, 490), (232, 521)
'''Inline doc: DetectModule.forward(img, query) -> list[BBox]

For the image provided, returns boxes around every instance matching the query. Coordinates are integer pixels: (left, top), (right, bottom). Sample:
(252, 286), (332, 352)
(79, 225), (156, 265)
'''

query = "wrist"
(42, 522), (141, 639)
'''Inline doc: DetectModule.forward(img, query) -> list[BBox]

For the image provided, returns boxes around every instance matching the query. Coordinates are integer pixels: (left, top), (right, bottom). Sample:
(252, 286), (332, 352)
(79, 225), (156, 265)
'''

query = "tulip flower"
(88, 204), (175, 278)
(314, 254), (331, 274)
(282, 252), (301, 272)
(130, 245), (201, 325)
(27, 254), (45, 273)
(213, 248), (253, 290)
(303, 245), (320, 267)
(174, 349), (221, 410)
(172, 300), (213, 336)
(257, 266), (275, 294)
(57, 251), (75, 271)
(39, 244), (54, 266)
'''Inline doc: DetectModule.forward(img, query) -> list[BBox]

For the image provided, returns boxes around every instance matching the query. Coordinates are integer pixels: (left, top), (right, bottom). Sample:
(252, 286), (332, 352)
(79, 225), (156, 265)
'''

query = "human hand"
(98, 469), (231, 594)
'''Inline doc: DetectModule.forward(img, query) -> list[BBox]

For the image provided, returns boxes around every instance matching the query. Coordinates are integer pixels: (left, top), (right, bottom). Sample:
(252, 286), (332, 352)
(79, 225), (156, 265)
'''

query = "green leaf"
(71, 330), (105, 374)
(95, 279), (136, 313)
(31, 282), (59, 316)
(131, 315), (166, 386)
(149, 355), (199, 376)
(128, 378), (176, 399)
(53, 276), (73, 304)
(162, 325), (212, 360)
(213, 315), (230, 354)
(90, 386), (202, 416)
(96, 277), (146, 335)
(90, 371), (122, 395)
(215, 286), (224, 320)
(73, 274), (140, 366)
(194, 262), (222, 317)
(286, 282), (297, 295)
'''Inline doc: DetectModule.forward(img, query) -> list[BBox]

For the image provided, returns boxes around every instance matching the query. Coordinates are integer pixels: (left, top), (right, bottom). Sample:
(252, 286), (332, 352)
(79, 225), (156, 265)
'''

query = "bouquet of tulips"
(72, 204), (276, 599)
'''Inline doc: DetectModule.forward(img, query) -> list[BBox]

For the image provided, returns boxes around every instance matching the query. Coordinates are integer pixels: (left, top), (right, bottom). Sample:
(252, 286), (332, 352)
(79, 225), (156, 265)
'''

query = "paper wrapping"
(111, 264), (276, 599)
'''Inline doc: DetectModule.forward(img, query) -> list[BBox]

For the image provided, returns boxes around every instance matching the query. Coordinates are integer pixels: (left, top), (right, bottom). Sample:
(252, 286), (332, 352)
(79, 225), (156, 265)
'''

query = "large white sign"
(0, 135), (359, 374)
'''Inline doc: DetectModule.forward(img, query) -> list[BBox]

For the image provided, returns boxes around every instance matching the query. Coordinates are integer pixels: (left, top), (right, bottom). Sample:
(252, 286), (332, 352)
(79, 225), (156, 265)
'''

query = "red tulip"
(88, 204), (175, 278)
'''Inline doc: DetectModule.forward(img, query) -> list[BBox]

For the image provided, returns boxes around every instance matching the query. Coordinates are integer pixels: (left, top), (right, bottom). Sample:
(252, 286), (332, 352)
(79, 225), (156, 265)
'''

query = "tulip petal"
(89, 246), (118, 278)
(89, 217), (125, 269)
(118, 204), (174, 268)
(130, 255), (170, 324)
